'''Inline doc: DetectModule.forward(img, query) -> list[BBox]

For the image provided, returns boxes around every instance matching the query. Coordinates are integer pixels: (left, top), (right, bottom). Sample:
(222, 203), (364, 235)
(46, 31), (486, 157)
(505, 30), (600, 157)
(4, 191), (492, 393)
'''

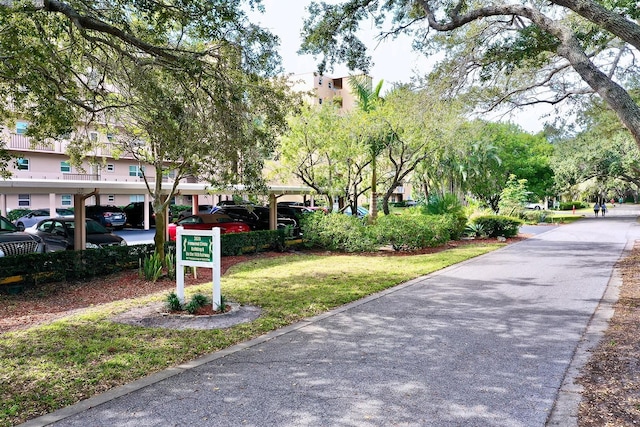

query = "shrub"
(559, 201), (586, 210)
(424, 194), (467, 239)
(6, 208), (31, 222)
(140, 252), (163, 282)
(464, 222), (487, 238)
(470, 215), (523, 238)
(373, 213), (452, 251)
(185, 293), (209, 314)
(165, 292), (182, 312)
(520, 210), (547, 224)
(301, 211), (377, 252)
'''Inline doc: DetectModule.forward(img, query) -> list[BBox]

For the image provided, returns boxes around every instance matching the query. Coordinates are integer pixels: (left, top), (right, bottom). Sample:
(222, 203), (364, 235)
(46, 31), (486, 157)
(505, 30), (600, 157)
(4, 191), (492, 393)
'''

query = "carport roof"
(0, 178), (314, 196)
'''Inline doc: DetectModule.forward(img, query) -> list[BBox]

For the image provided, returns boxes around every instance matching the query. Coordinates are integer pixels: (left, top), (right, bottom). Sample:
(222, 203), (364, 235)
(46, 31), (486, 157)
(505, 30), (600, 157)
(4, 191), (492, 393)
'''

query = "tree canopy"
(1, 0), (281, 139)
(300, 1), (640, 147)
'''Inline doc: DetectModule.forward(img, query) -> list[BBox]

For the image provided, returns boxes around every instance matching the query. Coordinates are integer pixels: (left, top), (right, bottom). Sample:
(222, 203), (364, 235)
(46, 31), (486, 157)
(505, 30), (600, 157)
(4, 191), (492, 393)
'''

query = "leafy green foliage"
(5, 209), (30, 222)
(519, 210), (547, 224)
(302, 212), (377, 252)
(464, 222), (487, 238)
(559, 201), (587, 210)
(184, 293), (209, 314)
(373, 212), (454, 251)
(470, 215), (523, 238)
(498, 175), (529, 216)
(165, 292), (182, 312)
(139, 252), (163, 282)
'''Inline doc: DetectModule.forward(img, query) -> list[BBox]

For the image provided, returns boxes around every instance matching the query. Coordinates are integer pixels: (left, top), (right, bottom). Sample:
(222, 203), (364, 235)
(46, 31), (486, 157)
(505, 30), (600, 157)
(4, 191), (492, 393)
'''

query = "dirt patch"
(111, 302), (262, 330)
(577, 241), (640, 426)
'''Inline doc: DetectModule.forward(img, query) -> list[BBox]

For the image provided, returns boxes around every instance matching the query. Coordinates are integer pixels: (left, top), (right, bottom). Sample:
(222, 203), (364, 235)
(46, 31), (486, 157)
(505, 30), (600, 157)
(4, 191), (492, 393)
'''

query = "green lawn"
(1, 244), (501, 426)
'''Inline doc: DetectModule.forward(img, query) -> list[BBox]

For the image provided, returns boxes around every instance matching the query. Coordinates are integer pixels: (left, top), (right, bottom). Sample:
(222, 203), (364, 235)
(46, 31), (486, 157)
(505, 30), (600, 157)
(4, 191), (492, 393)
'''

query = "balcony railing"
(9, 134), (56, 152)
(62, 173), (100, 181)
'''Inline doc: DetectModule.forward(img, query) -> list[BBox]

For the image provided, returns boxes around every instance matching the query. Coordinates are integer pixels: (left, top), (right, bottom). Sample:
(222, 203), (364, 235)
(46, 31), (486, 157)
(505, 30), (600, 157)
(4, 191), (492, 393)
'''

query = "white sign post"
(175, 226), (221, 310)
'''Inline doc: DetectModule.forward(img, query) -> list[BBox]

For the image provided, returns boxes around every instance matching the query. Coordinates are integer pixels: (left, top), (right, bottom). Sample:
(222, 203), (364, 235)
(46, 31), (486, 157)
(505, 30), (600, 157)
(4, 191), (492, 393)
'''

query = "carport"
(0, 179), (313, 250)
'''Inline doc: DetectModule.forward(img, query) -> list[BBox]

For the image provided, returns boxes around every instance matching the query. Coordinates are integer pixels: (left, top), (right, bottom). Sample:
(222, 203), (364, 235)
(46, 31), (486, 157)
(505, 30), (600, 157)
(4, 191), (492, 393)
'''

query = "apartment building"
(1, 121), (220, 212)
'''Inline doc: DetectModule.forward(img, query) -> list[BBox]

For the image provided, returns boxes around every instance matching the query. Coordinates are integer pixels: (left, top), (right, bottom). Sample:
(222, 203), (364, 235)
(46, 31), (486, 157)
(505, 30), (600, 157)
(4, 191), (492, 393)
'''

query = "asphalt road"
(26, 205), (640, 427)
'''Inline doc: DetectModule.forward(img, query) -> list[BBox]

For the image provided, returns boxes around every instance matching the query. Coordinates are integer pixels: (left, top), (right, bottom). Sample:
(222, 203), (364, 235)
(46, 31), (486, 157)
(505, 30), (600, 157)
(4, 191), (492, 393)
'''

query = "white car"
(524, 202), (546, 210)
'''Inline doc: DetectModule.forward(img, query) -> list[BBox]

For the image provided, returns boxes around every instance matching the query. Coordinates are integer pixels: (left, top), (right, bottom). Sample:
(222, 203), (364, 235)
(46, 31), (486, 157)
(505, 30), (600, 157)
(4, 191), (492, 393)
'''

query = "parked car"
(123, 202), (156, 228)
(168, 213), (251, 241)
(0, 215), (46, 257)
(524, 202), (546, 210)
(217, 200), (254, 207)
(13, 208), (74, 231)
(217, 206), (298, 234)
(26, 218), (127, 251)
(277, 206), (314, 236)
(177, 204), (214, 220)
(85, 205), (127, 230)
(343, 206), (369, 219)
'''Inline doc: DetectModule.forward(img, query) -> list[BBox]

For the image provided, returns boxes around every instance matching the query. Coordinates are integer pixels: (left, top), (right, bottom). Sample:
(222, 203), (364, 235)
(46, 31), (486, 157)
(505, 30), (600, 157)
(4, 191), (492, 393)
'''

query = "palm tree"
(348, 75), (385, 222)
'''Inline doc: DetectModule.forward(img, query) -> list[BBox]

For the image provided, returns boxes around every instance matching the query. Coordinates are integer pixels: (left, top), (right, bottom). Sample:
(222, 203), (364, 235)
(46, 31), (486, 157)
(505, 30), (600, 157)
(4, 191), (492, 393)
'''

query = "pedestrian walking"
(601, 202), (607, 217)
(594, 202), (600, 217)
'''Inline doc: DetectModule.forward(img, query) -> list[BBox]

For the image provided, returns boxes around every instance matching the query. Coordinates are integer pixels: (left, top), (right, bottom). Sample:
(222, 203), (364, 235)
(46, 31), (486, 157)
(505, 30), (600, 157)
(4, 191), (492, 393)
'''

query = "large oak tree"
(300, 1), (640, 147)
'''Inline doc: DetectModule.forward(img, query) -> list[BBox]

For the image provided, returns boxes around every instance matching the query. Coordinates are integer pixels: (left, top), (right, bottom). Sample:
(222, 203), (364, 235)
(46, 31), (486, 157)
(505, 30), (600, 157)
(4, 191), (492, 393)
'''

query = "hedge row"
(0, 229), (290, 289)
(301, 210), (467, 252)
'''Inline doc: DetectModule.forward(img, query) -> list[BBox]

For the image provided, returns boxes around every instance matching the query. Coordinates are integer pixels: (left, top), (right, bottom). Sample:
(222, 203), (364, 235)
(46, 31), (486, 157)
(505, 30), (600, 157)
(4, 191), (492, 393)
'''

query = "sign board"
(175, 227), (221, 309)
(181, 234), (214, 263)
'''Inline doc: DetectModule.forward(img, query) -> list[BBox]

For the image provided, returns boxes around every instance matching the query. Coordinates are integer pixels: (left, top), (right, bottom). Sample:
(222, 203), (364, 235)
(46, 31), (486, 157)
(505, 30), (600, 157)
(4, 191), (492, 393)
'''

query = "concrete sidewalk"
(22, 208), (640, 427)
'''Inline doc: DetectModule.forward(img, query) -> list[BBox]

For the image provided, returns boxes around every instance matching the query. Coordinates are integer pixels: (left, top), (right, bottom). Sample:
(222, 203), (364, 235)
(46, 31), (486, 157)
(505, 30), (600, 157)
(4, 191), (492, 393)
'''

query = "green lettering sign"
(181, 235), (213, 263)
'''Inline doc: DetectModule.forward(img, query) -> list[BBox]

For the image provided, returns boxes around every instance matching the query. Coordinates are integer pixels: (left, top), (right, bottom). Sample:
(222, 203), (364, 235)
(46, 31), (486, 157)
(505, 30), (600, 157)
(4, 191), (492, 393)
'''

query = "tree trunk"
(369, 156), (378, 223)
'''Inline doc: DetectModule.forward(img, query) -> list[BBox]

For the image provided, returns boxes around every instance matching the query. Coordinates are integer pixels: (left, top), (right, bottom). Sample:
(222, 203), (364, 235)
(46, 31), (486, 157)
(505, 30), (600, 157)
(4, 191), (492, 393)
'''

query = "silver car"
(13, 208), (74, 231)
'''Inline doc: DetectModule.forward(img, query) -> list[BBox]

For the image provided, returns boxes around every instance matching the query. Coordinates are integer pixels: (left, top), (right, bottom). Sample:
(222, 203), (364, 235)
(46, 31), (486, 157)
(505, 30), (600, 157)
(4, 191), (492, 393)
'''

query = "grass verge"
(1, 244), (500, 426)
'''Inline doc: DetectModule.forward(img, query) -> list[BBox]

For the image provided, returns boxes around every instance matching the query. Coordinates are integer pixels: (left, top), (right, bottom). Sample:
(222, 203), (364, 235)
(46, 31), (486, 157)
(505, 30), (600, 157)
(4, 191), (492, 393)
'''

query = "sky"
(250, 0), (547, 133)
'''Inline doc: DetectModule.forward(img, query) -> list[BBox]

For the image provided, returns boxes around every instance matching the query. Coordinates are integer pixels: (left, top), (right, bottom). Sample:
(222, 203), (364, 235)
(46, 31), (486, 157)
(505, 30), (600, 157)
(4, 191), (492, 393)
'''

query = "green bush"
(470, 215), (523, 238)
(0, 229), (288, 291)
(424, 194), (467, 239)
(185, 293), (208, 314)
(6, 208), (31, 222)
(519, 210), (547, 224)
(559, 201), (586, 210)
(373, 212), (453, 251)
(165, 292), (182, 312)
(301, 212), (377, 252)
(140, 252), (163, 282)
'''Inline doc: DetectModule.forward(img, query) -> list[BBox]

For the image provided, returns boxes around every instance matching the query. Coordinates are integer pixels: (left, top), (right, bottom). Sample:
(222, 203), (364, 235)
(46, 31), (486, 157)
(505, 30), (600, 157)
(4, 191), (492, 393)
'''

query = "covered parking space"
(0, 179), (313, 250)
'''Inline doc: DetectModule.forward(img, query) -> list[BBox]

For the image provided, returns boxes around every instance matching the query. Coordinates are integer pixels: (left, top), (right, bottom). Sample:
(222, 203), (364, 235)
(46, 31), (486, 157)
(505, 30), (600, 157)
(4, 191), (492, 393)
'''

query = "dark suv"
(0, 215), (45, 257)
(123, 202), (155, 228)
(85, 205), (127, 230)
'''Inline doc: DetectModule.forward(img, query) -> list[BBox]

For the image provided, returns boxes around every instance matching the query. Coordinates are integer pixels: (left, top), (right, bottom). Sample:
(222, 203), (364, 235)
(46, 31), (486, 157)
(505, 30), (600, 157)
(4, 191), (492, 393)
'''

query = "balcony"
(62, 173), (100, 181)
(9, 134), (56, 152)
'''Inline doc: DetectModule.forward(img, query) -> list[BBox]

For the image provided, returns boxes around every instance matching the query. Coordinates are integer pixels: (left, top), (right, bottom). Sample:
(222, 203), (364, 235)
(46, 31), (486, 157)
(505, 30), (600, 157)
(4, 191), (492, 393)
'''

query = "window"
(318, 77), (323, 85)
(328, 81), (332, 89)
(17, 194), (30, 207)
(130, 195), (144, 203)
(60, 161), (71, 173)
(106, 164), (115, 173)
(107, 195), (115, 203)
(106, 133), (115, 142)
(318, 98), (323, 105)
(129, 165), (144, 177)
(61, 195), (72, 206)
(89, 132), (98, 142)
(16, 158), (29, 171)
(16, 121), (28, 135)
